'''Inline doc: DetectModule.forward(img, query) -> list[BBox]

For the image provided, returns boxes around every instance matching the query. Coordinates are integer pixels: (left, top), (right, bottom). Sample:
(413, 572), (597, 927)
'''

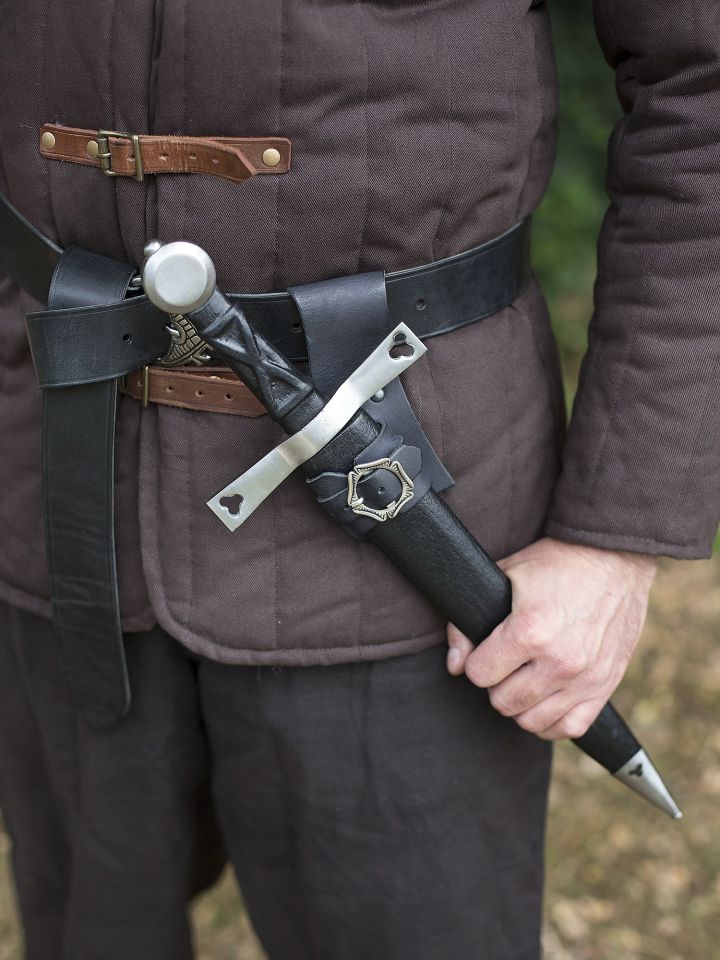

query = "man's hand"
(446, 537), (657, 740)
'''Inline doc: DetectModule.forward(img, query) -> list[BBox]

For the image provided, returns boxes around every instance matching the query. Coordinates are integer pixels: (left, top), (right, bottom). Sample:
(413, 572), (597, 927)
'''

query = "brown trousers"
(0, 601), (550, 960)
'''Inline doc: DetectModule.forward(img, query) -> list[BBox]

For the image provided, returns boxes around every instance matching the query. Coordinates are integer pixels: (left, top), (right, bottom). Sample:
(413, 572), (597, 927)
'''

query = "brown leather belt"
(119, 365), (266, 416)
(39, 124), (291, 184)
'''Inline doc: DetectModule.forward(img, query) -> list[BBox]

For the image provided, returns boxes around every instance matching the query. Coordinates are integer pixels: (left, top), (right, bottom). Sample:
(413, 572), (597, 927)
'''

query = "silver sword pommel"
(141, 239), (216, 315)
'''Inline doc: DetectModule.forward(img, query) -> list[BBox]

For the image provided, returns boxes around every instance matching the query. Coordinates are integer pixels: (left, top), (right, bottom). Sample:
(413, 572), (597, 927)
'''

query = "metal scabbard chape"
(207, 323), (426, 531)
(613, 749), (683, 820)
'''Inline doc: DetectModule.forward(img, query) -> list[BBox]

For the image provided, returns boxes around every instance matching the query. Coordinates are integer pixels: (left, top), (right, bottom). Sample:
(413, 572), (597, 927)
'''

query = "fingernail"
(447, 648), (463, 673)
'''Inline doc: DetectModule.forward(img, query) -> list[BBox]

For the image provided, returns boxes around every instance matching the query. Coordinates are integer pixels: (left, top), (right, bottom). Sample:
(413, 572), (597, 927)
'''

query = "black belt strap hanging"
(33, 248), (169, 727)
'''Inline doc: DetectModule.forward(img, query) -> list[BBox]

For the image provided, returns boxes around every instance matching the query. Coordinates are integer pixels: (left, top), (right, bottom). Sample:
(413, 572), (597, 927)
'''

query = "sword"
(141, 240), (682, 819)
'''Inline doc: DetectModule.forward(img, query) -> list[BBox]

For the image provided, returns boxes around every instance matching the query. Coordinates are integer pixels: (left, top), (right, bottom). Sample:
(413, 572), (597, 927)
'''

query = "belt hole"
(159, 153), (168, 161)
(196, 389), (204, 397)
(166, 385), (173, 392)
(189, 153), (197, 161)
(225, 393), (233, 400)
(122, 332), (133, 343)
(212, 157), (219, 165)
(416, 298), (426, 311)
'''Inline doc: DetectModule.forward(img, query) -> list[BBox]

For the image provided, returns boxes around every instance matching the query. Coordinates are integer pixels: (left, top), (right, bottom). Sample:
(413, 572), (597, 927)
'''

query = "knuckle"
(488, 689), (514, 717)
(554, 647), (589, 680)
(516, 713), (546, 735)
(554, 663), (577, 683)
(556, 714), (592, 740)
(513, 609), (549, 653)
(465, 659), (490, 688)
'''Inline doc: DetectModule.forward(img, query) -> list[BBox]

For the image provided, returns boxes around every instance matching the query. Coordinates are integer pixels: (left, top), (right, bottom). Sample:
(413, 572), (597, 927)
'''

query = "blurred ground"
(2, 2), (719, 958)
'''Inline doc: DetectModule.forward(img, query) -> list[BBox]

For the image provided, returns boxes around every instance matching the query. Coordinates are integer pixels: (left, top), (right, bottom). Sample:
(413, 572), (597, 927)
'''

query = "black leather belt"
(0, 189), (62, 303)
(0, 189), (532, 726)
(3, 191), (532, 368)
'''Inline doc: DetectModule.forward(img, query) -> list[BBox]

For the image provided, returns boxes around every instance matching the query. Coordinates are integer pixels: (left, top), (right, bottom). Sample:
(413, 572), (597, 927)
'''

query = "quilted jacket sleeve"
(544, 1), (720, 559)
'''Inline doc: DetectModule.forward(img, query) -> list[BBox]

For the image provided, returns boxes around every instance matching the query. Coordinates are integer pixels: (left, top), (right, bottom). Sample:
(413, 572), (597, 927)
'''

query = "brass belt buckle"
(118, 367), (150, 406)
(97, 130), (144, 182)
(140, 365), (150, 406)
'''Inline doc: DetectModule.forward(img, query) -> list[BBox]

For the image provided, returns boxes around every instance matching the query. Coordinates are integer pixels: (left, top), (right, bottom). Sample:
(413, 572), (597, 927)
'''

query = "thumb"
(446, 623), (474, 675)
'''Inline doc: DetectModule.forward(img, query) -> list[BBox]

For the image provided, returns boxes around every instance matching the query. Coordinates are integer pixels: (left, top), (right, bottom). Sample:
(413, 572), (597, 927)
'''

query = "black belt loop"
(35, 249), (168, 727)
(289, 271), (454, 537)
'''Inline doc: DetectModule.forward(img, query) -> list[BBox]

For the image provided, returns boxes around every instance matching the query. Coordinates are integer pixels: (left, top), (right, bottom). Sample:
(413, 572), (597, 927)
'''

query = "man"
(0, 2), (717, 959)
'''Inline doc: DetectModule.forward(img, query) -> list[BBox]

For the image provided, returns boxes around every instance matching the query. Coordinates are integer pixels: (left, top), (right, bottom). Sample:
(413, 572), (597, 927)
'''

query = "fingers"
(446, 624), (473, 675)
(447, 615), (607, 743)
(462, 612), (539, 688)
(448, 609), (550, 688)
(446, 615), (531, 683)
(514, 694), (605, 741)
(444, 537), (651, 742)
(485, 661), (564, 719)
